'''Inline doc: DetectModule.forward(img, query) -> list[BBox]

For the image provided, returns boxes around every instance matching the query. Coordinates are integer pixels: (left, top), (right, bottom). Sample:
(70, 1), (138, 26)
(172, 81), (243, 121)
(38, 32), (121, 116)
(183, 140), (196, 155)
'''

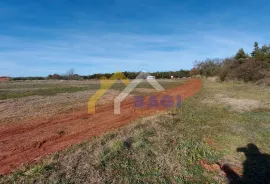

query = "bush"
(194, 58), (223, 77)
(218, 58), (237, 81)
(228, 59), (268, 82)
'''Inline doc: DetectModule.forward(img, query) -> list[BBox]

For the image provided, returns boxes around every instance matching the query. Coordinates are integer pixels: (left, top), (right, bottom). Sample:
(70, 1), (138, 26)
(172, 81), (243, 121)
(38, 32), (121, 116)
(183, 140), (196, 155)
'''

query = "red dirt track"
(0, 78), (202, 174)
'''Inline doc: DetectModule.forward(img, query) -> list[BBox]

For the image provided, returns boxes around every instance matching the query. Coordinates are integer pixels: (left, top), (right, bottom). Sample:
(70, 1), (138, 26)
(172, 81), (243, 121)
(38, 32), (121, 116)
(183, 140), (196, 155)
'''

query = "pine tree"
(235, 48), (248, 63)
(251, 42), (259, 57)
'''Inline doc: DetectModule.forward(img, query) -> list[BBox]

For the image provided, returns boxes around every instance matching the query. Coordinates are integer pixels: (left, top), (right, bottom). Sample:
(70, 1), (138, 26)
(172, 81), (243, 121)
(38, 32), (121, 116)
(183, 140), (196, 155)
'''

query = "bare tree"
(64, 68), (75, 80)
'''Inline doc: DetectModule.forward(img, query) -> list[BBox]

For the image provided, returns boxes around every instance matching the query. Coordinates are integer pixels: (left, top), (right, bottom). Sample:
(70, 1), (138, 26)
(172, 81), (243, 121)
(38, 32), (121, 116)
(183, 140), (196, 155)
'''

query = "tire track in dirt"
(0, 78), (202, 174)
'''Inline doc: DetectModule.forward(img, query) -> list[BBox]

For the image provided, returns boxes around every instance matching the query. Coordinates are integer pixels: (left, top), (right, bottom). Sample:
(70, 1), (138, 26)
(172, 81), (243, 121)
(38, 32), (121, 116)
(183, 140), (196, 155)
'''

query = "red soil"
(200, 160), (221, 172)
(0, 78), (202, 174)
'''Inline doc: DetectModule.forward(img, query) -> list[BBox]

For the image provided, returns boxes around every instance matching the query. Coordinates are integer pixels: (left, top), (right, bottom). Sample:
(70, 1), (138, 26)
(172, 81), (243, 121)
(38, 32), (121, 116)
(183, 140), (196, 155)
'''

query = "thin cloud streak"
(1, 11), (269, 77)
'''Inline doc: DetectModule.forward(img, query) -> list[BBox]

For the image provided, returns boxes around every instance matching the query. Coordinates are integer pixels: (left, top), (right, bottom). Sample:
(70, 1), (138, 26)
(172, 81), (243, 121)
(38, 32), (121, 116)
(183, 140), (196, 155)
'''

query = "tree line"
(192, 42), (270, 85)
(82, 70), (190, 80)
(11, 69), (191, 80)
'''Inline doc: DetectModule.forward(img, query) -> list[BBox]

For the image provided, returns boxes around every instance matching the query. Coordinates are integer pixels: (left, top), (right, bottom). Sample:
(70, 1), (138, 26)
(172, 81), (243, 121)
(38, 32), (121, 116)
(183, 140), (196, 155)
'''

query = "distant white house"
(146, 75), (155, 80)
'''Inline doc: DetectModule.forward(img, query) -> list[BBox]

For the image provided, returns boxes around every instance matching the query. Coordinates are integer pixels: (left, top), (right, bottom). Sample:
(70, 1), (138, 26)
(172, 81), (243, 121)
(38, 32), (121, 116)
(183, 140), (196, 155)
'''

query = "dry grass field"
(0, 79), (186, 125)
(0, 79), (270, 183)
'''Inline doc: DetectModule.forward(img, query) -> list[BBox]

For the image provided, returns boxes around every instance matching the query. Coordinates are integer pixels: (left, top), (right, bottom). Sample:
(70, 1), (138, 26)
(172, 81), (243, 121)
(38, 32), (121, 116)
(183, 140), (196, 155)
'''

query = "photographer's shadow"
(222, 143), (270, 184)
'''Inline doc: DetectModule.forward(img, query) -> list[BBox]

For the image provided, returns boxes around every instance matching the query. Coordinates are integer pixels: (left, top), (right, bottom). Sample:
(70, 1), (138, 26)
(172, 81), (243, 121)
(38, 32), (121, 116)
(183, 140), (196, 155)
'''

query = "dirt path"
(0, 78), (202, 174)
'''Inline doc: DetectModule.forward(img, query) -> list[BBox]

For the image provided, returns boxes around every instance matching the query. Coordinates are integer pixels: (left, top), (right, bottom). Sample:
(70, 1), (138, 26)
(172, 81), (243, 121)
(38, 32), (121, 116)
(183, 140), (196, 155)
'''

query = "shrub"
(194, 58), (223, 77)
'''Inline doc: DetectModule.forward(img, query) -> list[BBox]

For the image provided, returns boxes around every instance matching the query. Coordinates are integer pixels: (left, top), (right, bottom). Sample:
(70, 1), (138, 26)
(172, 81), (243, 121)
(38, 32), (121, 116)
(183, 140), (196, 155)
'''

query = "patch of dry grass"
(203, 94), (264, 112)
(0, 89), (120, 125)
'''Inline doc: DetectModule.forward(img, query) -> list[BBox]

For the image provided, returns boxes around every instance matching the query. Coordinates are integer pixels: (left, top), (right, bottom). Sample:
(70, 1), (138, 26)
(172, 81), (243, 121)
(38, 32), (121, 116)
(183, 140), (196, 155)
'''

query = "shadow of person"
(238, 143), (270, 184)
(221, 164), (242, 184)
(221, 143), (270, 184)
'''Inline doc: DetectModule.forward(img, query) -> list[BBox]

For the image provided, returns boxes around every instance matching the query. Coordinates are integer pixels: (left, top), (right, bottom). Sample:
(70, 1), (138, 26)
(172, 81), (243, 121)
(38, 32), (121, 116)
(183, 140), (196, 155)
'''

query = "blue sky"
(0, 0), (270, 77)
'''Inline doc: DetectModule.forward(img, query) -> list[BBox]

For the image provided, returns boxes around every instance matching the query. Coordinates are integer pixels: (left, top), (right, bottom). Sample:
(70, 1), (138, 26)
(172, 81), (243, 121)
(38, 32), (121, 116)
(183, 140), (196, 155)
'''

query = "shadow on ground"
(221, 143), (270, 184)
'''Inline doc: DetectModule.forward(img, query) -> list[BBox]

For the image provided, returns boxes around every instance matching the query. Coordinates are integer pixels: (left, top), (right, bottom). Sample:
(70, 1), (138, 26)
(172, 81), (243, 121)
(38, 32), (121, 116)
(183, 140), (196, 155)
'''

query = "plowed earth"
(0, 78), (202, 174)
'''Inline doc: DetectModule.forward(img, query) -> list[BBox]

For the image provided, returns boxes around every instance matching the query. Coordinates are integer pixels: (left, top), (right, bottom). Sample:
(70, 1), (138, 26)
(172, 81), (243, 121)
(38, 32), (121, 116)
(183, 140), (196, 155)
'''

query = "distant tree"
(235, 48), (248, 63)
(190, 68), (199, 76)
(194, 58), (222, 77)
(251, 42), (270, 61)
(48, 74), (62, 80)
(251, 42), (260, 57)
(260, 44), (270, 61)
(65, 69), (74, 80)
(53, 74), (62, 79)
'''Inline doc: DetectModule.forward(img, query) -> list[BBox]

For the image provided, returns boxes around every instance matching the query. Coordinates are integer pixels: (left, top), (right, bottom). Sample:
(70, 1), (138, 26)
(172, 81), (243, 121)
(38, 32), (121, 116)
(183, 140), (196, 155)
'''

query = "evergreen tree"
(235, 48), (248, 63)
(251, 42), (259, 57)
